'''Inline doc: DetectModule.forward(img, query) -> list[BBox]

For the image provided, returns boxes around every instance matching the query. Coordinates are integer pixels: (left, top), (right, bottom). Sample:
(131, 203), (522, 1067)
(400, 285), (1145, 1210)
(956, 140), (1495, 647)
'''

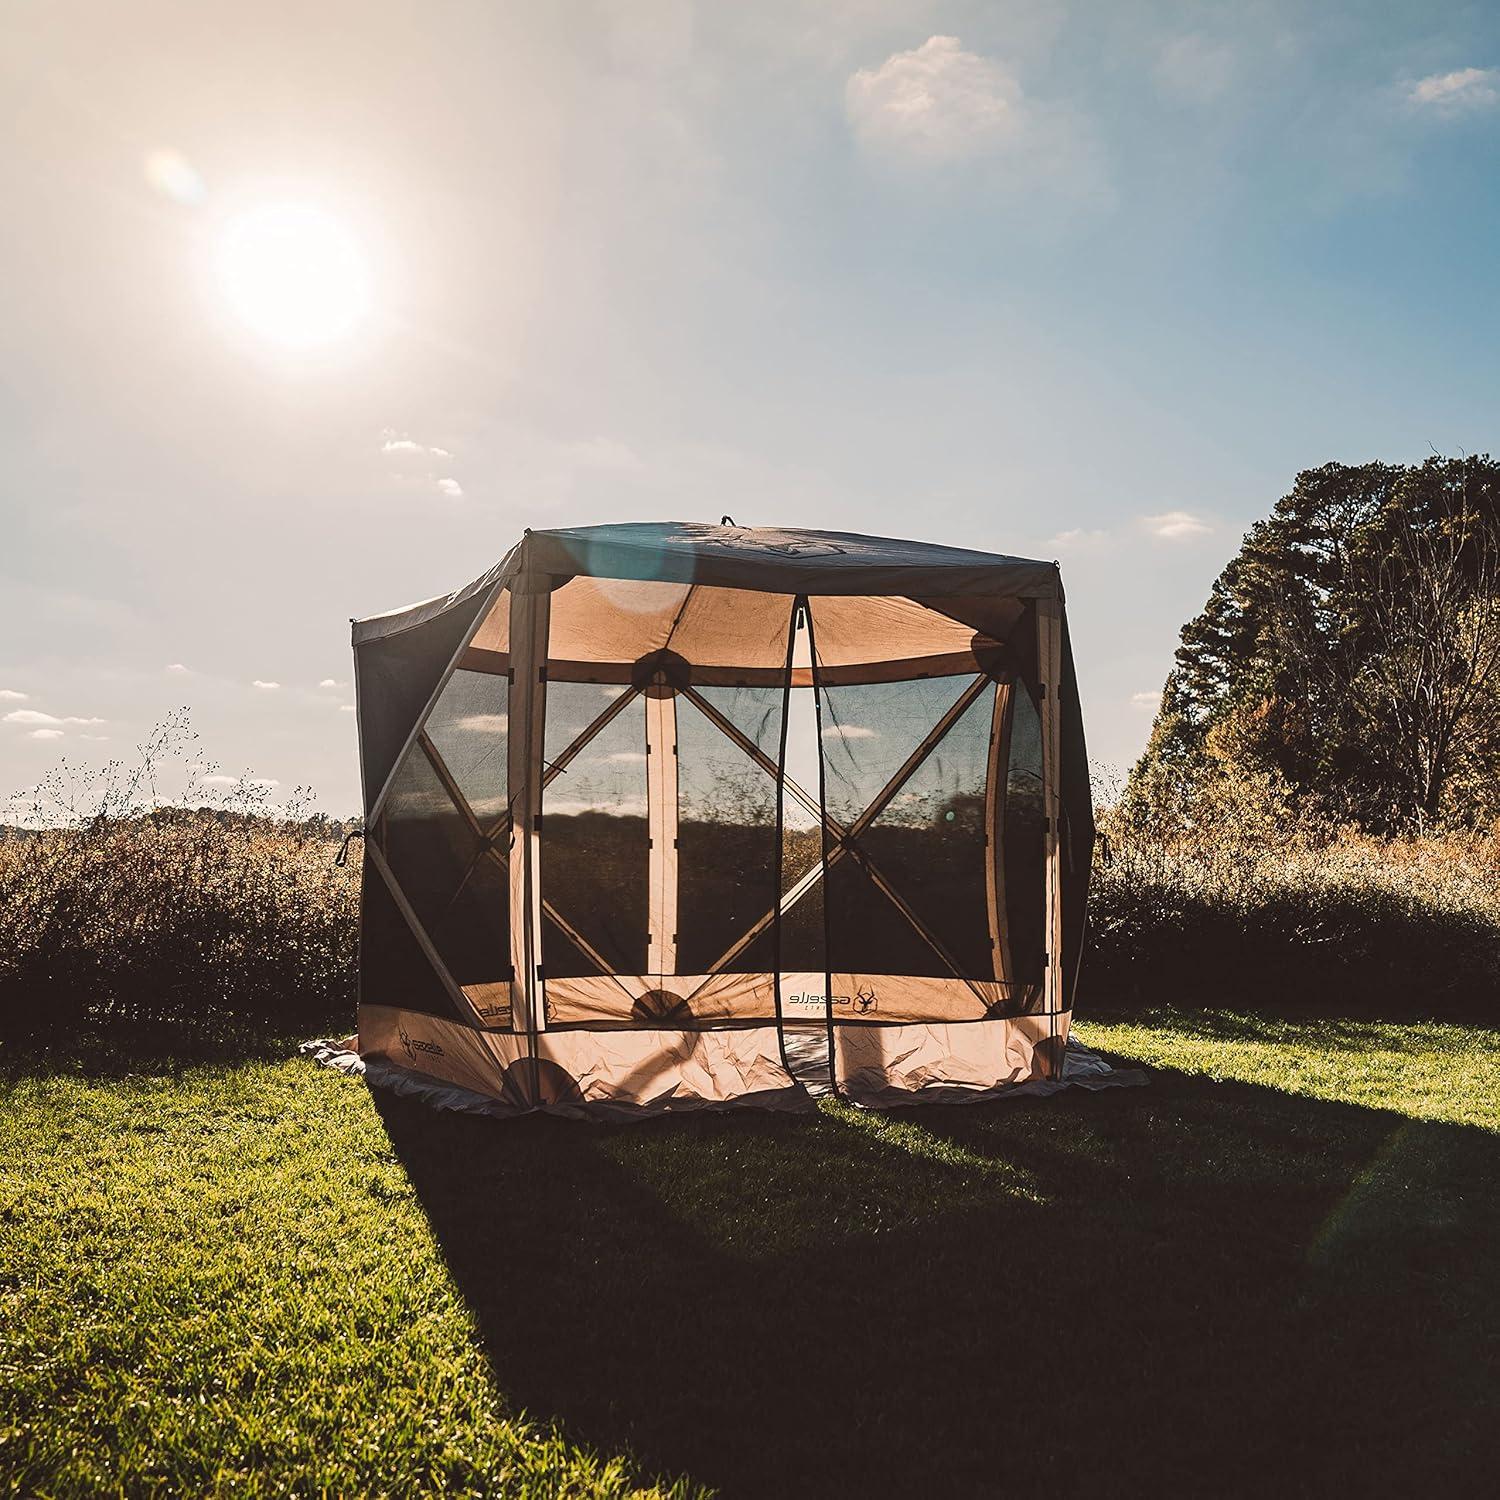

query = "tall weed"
(0, 717), (359, 1060)
(1089, 768), (1500, 1019)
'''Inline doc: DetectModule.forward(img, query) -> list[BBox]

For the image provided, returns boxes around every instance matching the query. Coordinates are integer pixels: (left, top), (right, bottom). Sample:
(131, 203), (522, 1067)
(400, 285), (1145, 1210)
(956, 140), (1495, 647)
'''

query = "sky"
(3, 0), (1499, 816)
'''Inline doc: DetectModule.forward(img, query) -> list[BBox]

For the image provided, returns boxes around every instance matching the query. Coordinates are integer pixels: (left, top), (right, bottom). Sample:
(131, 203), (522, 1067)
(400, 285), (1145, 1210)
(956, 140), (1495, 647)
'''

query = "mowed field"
(4, 1011), (1500, 1499)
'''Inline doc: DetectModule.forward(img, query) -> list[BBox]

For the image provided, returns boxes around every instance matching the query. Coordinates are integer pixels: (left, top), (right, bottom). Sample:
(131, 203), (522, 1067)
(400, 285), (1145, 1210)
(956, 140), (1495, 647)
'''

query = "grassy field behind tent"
(4, 1012), (1500, 1498)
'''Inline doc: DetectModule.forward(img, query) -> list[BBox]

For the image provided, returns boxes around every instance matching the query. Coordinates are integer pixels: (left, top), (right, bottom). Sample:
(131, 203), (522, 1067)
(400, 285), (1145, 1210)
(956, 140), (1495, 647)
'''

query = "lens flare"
(144, 149), (207, 206)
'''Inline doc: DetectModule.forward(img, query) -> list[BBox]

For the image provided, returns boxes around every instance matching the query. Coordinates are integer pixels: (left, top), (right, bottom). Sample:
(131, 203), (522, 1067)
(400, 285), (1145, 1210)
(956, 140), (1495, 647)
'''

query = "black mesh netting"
(817, 673), (996, 980)
(431, 851), (511, 988)
(374, 739), (511, 995)
(379, 746), (480, 936)
(424, 667), (508, 827)
(675, 687), (783, 975)
(540, 683), (649, 978)
(359, 857), (458, 1018)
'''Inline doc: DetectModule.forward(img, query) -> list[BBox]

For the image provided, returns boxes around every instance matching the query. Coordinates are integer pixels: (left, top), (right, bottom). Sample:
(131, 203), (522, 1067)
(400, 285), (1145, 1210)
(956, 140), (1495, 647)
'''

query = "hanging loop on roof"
(334, 828), (364, 867)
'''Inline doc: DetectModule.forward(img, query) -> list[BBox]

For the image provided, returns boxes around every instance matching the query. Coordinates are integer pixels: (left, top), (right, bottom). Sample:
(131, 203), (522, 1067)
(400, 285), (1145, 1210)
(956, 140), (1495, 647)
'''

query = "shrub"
(1088, 772), (1500, 1021)
(0, 718), (359, 1060)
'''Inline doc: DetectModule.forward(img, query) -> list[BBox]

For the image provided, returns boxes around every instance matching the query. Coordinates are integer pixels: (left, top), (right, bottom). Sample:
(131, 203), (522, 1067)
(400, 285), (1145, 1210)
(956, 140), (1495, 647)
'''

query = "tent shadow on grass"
(373, 1067), (1500, 1499)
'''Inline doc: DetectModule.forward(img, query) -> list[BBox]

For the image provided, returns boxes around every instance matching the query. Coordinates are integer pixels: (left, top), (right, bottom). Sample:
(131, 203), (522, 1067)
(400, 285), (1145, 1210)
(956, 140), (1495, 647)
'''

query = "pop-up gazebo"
(349, 522), (1093, 1117)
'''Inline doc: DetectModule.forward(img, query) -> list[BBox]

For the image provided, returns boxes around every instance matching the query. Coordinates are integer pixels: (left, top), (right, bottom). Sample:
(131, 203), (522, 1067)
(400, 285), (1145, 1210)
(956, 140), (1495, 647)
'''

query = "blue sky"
(3, 0), (1498, 814)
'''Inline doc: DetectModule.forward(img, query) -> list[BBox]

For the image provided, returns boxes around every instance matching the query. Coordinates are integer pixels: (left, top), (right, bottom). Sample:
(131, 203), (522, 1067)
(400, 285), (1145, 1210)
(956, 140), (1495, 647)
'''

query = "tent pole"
(984, 679), (1014, 986)
(507, 582), (551, 1046)
(802, 594), (841, 1100)
(645, 685), (679, 982)
(1038, 594), (1065, 1078)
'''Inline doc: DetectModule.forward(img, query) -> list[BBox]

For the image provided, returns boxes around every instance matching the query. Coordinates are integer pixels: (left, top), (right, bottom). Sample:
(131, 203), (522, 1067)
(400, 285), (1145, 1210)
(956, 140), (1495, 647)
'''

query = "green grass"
(4, 1013), (1500, 1497)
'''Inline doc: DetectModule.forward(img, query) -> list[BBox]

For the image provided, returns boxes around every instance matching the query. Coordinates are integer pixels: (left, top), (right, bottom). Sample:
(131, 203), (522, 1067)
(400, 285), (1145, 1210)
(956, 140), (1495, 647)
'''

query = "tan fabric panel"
(910, 593), (1028, 646)
(461, 981), (516, 1028)
(823, 973), (1001, 1024)
(359, 1004), (527, 1098)
(469, 590), (511, 654)
(666, 582), (794, 668)
(809, 594), (980, 668)
(834, 1013), (1066, 1100)
(545, 576), (795, 670)
(543, 971), (778, 1025)
(535, 1024), (794, 1107)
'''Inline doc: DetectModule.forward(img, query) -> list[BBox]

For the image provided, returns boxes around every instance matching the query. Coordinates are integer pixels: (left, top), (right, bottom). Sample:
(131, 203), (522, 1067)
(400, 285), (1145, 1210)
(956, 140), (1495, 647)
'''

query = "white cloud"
(1408, 67), (1499, 112)
(81, 733), (110, 741)
(5, 709), (106, 727)
(847, 36), (1024, 162)
(1131, 690), (1161, 709)
(166, 663), (188, 673)
(1155, 35), (1235, 104)
(435, 477), (465, 499)
(339, 704), (356, 713)
(455, 713), (507, 734)
(1142, 510), (1213, 541)
(252, 680), (281, 690)
(822, 723), (878, 739)
(602, 750), (647, 763)
(28, 728), (64, 740)
(382, 432), (453, 460)
(0, 689), (28, 700)
(202, 774), (280, 791)
(318, 678), (339, 688)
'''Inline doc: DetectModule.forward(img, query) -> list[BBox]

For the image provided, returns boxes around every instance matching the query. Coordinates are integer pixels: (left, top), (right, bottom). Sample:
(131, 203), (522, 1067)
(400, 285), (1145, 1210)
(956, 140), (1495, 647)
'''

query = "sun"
(215, 203), (372, 349)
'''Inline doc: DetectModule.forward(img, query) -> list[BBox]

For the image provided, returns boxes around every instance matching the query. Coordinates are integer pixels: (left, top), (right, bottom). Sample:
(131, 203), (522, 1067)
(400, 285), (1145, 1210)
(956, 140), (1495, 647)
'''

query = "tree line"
(1128, 455), (1500, 833)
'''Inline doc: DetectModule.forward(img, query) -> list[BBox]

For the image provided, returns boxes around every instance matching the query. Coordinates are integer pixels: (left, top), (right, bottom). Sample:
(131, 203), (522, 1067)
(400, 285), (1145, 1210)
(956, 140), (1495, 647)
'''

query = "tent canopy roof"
(354, 522), (1059, 645)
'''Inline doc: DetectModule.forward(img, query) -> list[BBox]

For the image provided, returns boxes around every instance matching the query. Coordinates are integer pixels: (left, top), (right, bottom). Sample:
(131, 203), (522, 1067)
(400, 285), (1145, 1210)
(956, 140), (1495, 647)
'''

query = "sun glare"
(216, 204), (372, 349)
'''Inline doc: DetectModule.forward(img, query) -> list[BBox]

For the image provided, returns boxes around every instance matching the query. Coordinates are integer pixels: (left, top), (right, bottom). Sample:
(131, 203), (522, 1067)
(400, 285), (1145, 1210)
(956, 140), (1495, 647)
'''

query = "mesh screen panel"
(692, 684), (782, 756)
(359, 860), (457, 1018)
(1002, 680), (1046, 991)
(379, 745), (481, 934)
(779, 852), (827, 974)
(541, 684), (649, 978)
(817, 674), (994, 980)
(782, 825), (822, 894)
(819, 676), (974, 826)
(675, 688), (782, 975)
(424, 667), (508, 825)
(430, 851), (511, 988)
(848, 685), (994, 977)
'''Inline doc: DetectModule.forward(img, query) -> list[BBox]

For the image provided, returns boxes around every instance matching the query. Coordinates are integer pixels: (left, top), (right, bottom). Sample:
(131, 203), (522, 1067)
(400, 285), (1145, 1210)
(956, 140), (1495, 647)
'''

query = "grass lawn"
(4, 1010), (1499, 1498)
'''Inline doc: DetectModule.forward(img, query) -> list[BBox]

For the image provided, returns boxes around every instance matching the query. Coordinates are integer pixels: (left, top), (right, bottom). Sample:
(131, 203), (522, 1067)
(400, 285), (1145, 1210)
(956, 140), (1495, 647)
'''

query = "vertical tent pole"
(1038, 592), (1065, 1077)
(984, 679), (1014, 986)
(645, 686), (679, 982)
(802, 594), (841, 1100)
(508, 581), (551, 1042)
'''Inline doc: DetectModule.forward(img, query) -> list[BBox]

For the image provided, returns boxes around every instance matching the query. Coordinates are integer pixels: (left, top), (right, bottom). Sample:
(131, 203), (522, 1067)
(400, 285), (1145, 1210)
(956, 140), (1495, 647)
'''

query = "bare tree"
(1355, 497), (1500, 829)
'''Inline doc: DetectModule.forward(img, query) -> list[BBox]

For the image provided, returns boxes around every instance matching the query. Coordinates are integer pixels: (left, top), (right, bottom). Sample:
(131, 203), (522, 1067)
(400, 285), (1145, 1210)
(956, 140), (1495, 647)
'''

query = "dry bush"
(0, 716), (359, 1060)
(1088, 766), (1500, 1019)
